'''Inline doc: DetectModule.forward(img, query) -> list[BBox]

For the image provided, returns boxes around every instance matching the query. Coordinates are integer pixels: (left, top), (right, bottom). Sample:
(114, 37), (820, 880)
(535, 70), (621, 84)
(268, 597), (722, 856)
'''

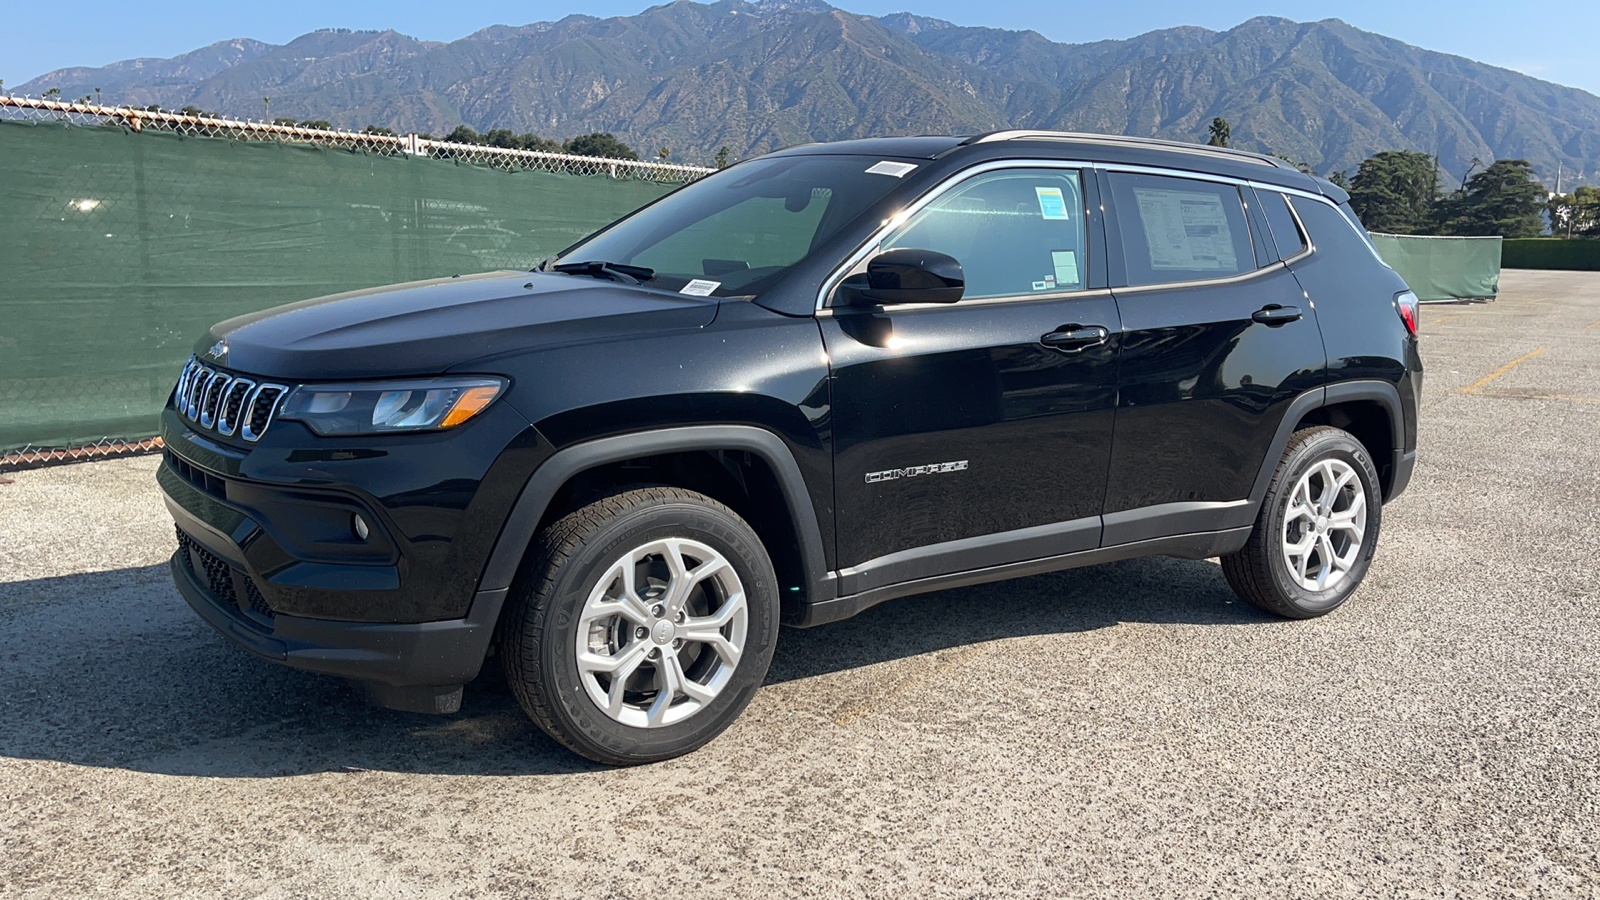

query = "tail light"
(1395, 290), (1419, 336)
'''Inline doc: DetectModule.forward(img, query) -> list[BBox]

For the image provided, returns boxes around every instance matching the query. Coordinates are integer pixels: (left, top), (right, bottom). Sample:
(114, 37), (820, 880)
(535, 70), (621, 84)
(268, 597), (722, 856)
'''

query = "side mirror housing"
(858, 248), (964, 305)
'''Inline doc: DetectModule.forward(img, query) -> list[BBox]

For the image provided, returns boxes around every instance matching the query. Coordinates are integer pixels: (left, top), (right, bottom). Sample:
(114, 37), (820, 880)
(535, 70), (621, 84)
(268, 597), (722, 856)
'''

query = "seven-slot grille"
(174, 356), (288, 442)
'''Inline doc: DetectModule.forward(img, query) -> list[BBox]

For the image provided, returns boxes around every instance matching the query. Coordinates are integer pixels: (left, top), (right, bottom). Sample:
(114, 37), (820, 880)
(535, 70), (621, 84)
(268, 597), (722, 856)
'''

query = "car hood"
(198, 271), (719, 380)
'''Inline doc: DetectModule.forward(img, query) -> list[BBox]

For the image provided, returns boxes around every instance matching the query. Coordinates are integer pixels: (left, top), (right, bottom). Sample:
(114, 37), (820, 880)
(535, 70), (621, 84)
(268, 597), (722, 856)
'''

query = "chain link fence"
(0, 96), (712, 470)
(0, 95), (712, 183)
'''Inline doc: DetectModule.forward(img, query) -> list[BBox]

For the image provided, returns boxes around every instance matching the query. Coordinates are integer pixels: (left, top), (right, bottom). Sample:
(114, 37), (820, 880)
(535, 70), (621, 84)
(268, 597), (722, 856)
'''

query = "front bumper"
(171, 541), (505, 713)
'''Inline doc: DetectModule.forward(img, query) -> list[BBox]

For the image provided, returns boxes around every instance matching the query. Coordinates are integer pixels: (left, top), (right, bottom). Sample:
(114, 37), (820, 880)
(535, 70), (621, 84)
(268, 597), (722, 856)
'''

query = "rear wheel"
(1221, 426), (1382, 618)
(499, 486), (779, 765)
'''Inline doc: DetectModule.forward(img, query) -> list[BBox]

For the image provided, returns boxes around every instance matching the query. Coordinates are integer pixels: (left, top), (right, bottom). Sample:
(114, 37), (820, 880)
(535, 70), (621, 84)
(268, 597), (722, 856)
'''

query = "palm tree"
(1207, 117), (1231, 148)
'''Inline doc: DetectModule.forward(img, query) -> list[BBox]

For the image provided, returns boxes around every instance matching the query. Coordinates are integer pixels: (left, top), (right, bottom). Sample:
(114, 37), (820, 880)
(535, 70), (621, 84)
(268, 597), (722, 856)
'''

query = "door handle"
(1040, 325), (1110, 351)
(1251, 304), (1302, 326)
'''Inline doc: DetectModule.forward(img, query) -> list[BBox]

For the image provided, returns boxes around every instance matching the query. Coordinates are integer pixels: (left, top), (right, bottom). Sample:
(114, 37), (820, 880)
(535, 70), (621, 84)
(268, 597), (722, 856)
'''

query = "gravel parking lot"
(2, 269), (1597, 898)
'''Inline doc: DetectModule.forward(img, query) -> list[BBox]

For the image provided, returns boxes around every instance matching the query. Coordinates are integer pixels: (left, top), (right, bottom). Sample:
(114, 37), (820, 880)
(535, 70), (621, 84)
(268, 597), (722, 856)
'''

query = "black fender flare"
(1247, 379), (1405, 508)
(477, 424), (834, 600)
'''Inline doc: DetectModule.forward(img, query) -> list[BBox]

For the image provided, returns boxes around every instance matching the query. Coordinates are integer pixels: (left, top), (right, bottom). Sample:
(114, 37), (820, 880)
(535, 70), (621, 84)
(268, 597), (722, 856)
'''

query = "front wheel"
(1221, 426), (1383, 618)
(499, 486), (779, 765)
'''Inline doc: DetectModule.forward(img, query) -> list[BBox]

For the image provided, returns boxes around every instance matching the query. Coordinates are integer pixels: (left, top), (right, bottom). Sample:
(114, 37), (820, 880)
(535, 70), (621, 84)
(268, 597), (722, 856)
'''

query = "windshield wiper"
(550, 260), (654, 286)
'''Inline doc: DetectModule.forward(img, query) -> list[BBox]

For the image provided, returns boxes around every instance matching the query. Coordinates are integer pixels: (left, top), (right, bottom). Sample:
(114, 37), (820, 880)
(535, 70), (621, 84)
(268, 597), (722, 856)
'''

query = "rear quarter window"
(1256, 189), (1307, 259)
(1288, 195), (1390, 269)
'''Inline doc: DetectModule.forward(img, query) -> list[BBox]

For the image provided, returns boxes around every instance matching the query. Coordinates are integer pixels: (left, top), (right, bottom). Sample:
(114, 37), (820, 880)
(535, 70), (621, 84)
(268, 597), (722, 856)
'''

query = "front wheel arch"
(478, 426), (834, 610)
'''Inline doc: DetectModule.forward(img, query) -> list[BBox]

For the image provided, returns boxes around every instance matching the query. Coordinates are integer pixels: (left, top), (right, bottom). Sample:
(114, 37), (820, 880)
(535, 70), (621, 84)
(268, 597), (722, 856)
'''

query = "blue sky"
(5, 0), (1598, 95)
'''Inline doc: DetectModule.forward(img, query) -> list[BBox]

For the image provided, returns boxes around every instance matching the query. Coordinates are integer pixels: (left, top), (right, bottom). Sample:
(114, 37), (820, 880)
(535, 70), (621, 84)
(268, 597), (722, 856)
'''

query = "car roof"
(767, 130), (1326, 196)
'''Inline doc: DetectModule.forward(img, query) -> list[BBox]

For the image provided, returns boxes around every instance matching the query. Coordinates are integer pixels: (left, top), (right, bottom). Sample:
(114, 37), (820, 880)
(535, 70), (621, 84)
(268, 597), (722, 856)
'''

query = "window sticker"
(1132, 187), (1238, 271)
(1035, 186), (1070, 220)
(680, 279), (721, 296)
(1032, 280), (1049, 291)
(865, 161), (918, 178)
(1051, 250), (1079, 286)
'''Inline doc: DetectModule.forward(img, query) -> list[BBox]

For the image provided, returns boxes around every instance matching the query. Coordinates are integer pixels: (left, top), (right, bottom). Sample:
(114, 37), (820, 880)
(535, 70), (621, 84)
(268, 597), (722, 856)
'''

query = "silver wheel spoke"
(573, 535), (749, 729)
(668, 652), (718, 704)
(605, 643), (651, 717)
(1280, 457), (1367, 594)
(646, 652), (684, 726)
(578, 638), (650, 675)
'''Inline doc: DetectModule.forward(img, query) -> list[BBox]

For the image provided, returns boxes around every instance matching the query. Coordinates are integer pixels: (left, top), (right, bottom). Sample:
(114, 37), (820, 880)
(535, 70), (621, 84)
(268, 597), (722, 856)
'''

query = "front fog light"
(353, 514), (370, 540)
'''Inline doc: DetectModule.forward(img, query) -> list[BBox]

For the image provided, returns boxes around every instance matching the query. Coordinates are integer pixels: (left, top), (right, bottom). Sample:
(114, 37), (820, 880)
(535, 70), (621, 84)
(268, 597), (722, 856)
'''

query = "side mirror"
(859, 248), (964, 305)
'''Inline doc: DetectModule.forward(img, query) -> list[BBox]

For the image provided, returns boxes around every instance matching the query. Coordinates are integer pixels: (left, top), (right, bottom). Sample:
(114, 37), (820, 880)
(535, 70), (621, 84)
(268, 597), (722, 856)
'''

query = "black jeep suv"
(161, 132), (1421, 764)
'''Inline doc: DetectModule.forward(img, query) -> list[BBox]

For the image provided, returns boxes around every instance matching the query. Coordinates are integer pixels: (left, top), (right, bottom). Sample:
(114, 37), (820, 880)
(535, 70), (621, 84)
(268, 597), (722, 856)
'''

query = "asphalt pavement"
(1, 269), (1597, 898)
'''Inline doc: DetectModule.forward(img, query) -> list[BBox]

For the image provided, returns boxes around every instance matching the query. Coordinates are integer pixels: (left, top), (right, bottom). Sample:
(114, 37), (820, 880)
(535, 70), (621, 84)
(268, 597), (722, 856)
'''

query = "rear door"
(822, 164), (1121, 593)
(1100, 169), (1326, 545)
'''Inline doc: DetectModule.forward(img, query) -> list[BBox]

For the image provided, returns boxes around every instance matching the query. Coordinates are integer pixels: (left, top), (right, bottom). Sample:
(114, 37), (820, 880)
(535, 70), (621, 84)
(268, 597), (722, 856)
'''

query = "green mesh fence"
(0, 120), (678, 452)
(1368, 232), (1502, 302)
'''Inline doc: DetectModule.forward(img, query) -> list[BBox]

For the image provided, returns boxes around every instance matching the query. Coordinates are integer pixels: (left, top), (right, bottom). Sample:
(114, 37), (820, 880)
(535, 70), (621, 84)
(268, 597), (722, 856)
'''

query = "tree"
(1207, 117), (1230, 148)
(1444, 159), (1546, 237)
(714, 146), (732, 168)
(1548, 186), (1600, 238)
(296, 120), (333, 130)
(273, 117), (299, 126)
(43, 87), (61, 99)
(1325, 169), (1350, 189)
(262, 96), (271, 118)
(564, 132), (638, 160)
(657, 146), (671, 161)
(1347, 150), (1439, 234)
(362, 125), (396, 136)
(442, 125), (562, 152)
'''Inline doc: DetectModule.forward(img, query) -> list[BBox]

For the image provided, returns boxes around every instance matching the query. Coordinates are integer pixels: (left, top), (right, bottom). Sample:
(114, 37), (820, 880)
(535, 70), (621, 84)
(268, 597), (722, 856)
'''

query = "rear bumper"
(171, 546), (505, 713)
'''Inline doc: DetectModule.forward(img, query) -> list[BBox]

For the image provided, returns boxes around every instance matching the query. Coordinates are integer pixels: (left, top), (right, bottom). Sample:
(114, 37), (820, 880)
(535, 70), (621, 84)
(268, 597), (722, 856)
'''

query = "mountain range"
(16, 0), (1600, 184)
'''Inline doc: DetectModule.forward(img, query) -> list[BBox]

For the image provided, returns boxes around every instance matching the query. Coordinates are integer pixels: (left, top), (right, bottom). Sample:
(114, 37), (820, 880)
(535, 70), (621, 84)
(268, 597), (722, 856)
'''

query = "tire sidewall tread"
(1222, 426), (1383, 619)
(499, 486), (779, 766)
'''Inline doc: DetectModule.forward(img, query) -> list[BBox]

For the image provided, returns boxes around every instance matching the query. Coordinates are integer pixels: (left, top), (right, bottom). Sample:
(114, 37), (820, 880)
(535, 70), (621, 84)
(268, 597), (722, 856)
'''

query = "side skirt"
(791, 526), (1252, 628)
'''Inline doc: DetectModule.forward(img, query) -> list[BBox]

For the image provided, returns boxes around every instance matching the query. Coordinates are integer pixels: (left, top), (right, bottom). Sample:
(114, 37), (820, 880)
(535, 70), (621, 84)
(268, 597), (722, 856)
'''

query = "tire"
(499, 486), (779, 765)
(1221, 426), (1383, 619)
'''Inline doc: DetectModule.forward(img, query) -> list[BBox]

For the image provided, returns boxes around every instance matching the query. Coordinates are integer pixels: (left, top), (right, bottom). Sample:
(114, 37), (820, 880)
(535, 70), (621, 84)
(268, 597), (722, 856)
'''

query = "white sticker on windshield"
(680, 279), (721, 296)
(866, 161), (918, 178)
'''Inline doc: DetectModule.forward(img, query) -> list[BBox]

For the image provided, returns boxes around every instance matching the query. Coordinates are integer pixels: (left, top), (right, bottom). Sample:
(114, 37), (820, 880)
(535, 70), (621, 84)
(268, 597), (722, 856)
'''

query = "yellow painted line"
(1460, 348), (1546, 394)
(1428, 311), (1473, 325)
(1587, 318), (1600, 330)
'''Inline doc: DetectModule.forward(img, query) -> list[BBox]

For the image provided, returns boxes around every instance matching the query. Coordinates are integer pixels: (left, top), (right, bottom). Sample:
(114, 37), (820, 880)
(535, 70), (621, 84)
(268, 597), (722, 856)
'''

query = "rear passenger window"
(1256, 189), (1307, 259)
(1108, 172), (1257, 286)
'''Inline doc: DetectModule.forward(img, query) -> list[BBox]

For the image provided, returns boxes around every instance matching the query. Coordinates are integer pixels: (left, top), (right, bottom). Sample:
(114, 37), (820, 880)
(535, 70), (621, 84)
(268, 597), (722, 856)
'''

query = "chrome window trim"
(816, 287), (1114, 317)
(1110, 263), (1293, 295)
(815, 158), (1096, 312)
(814, 159), (1356, 313)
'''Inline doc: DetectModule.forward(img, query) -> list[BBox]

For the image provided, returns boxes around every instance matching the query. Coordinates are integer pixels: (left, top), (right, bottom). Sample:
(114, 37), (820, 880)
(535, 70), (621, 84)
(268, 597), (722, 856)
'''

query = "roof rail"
(960, 130), (1297, 170)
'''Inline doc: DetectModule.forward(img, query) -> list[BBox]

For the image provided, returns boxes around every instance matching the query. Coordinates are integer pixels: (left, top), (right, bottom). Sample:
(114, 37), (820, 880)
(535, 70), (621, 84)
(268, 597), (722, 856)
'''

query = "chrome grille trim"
(198, 372), (232, 429)
(172, 355), (289, 443)
(241, 384), (288, 442)
(215, 379), (255, 436)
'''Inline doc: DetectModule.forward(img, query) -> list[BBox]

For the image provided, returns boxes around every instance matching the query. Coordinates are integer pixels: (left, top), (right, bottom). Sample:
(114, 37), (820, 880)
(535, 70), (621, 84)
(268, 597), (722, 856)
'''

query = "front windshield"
(551, 155), (915, 297)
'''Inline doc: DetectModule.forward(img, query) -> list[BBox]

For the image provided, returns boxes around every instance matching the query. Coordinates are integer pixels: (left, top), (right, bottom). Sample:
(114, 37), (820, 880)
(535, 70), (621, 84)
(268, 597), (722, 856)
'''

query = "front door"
(822, 165), (1121, 594)
(1099, 169), (1327, 545)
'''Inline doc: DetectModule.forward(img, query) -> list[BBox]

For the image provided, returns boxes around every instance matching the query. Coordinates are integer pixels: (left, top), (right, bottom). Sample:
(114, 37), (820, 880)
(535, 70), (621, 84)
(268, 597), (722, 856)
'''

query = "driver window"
(881, 168), (1088, 300)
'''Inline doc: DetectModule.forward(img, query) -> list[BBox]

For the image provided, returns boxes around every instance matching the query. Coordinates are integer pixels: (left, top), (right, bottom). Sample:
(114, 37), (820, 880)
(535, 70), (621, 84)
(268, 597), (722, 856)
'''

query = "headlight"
(278, 376), (507, 436)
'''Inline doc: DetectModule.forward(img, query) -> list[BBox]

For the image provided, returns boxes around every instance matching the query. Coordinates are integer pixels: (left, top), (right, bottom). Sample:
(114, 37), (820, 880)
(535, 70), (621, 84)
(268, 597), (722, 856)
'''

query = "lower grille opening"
(176, 527), (274, 620)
